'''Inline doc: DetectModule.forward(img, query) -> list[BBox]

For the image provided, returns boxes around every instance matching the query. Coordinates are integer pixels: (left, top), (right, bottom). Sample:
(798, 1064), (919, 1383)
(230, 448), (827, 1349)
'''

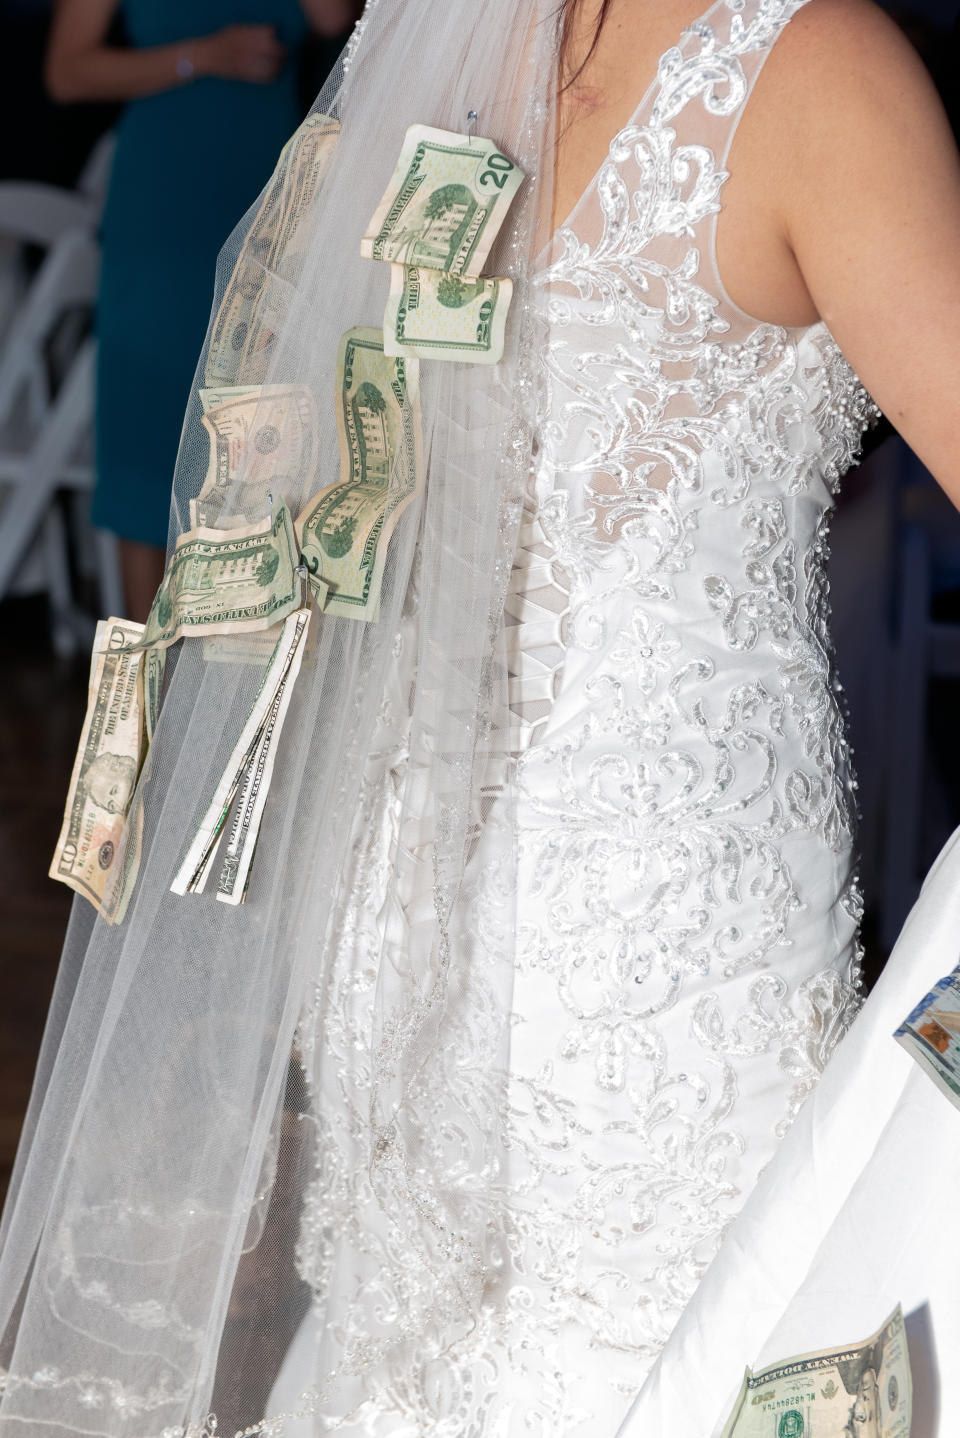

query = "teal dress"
(92, 0), (309, 547)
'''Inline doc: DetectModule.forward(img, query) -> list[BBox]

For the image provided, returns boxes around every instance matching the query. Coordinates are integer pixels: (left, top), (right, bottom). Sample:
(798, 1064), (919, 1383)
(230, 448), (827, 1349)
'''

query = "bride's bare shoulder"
(743, 0), (958, 275)
(762, 0), (960, 506)
(760, 0), (940, 134)
(780, 0), (912, 57)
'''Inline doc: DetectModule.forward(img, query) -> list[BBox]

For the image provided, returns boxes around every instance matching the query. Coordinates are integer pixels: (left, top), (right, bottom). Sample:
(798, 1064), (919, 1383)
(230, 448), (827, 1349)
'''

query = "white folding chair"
(0, 224), (99, 431)
(0, 151), (124, 644)
(76, 131), (116, 214)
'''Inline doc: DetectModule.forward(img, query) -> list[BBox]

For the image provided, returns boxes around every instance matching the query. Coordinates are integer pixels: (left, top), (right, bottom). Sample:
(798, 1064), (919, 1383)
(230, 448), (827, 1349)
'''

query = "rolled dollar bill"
(296, 328), (423, 622)
(171, 606), (311, 899)
(49, 618), (146, 912)
(205, 113), (341, 387)
(895, 961), (960, 1107)
(383, 263), (512, 364)
(361, 123), (524, 277)
(721, 1305), (911, 1438)
(201, 630), (298, 665)
(190, 384), (318, 531)
(142, 645), (166, 746)
(215, 610), (311, 905)
(138, 501), (301, 651)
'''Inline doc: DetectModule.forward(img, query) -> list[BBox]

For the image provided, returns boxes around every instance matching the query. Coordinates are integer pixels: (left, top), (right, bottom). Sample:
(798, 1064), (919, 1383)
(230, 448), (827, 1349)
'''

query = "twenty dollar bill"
(296, 328), (423, 622)
(383, 263), (512, 364)
(139, 502), (301, 651)
(721, 1305), (911, 1438)
(895, 961), (960, 1108)
(361, 124), (523, 277)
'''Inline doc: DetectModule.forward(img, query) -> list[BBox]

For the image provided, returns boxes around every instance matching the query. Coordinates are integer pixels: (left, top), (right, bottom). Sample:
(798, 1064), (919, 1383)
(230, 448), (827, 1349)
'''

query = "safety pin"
(467, 109), (478, 144)
(294, 562), (311, 611)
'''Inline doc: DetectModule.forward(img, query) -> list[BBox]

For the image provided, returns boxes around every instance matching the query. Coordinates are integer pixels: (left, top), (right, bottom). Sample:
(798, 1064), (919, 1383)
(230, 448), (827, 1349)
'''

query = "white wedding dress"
(269, 0), (958, 1432)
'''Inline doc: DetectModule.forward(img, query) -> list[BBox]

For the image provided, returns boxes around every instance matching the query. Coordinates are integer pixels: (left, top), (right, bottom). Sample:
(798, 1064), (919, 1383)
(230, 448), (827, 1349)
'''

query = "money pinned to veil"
(362, 122), (522, 364)
(50, 326), (423, 911)
(205, 112), (342, 389)
(51, 115), (525, 913)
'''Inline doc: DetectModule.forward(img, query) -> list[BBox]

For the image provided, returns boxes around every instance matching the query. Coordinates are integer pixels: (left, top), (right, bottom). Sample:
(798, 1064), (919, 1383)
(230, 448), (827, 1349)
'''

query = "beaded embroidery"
(0, 1), (882, 1433)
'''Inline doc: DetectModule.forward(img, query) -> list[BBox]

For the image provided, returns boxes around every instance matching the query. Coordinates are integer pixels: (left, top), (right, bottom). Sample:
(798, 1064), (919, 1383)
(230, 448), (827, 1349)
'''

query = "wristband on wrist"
(175, 45), (195, 82)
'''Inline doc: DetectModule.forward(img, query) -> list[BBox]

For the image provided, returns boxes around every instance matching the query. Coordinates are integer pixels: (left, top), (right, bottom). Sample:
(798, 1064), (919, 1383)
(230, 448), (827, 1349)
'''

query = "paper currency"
(383, 263), (512, 364)
(171, 606), (311, 902)
(361, 124), (524, 277)
(296, 328), (423, 622)
(895, 960), (960, 1107)
(202, 631), (297, 665)
(142, 646), (166, 745)
(49, 618), (146, 911)
(206, 113), (340, 387)
(189, 384), (318, 531)
(138, 502), (301, 651)
(721, 1306), (911, 1438)
(99, 779), (145, 927)
(215, 617), (309, 904)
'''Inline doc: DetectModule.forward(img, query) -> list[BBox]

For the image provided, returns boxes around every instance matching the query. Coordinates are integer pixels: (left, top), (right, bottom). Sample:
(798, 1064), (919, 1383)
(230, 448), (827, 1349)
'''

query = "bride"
(2, 0), (959, 1434)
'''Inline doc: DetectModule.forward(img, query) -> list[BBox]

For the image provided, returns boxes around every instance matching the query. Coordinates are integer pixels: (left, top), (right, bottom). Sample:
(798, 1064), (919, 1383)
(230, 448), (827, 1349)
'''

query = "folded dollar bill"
(721, 1305), (911, 1437)
(215, 611), (310, 905)
(383, 263), (512, 365)
(142, 645), (166, 746)
(206, 113), (341, 387)
(296, 328), (423, 622)
(138, 502), (301, 651)
(895, 960), (960, 1108)
(171, 606), (311, 903)
(49, 618), (147, 913)
(190, 383), (318, 532)
(361, 123), (524, 277)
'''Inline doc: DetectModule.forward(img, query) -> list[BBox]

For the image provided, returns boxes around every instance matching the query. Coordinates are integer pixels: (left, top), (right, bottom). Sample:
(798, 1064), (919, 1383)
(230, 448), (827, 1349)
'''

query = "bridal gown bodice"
(277, 0), (882, 1432)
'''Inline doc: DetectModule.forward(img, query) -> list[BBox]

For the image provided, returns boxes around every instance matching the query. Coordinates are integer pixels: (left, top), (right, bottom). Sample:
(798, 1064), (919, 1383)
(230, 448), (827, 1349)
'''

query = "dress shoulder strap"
(549, 0), (817, 341)
(650, 0), (812, 132)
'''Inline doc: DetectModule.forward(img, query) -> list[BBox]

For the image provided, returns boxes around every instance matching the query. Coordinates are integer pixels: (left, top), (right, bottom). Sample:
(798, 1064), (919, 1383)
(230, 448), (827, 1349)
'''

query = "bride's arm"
(779, 0), (960, 503)
(45, 0), (287, 103)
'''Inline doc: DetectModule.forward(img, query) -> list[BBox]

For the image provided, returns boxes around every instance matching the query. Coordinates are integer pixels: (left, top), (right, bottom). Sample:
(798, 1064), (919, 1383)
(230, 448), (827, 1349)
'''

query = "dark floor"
(0, 596), (87, 1204)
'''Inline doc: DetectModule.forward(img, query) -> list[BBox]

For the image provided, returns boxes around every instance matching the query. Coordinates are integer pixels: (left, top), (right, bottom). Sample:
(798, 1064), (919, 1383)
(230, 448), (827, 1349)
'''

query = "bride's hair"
(560, 0), (614, 86)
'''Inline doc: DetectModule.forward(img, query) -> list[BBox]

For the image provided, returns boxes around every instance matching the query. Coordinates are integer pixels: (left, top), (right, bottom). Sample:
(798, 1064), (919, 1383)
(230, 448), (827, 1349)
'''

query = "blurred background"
(0, 0), (959, 1206)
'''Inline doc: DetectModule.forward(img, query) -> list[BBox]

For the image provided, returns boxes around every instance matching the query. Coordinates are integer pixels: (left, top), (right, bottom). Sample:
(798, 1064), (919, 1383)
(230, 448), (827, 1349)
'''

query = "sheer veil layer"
(0, 2), (559, 1433)
(6, 2), (958, 1435)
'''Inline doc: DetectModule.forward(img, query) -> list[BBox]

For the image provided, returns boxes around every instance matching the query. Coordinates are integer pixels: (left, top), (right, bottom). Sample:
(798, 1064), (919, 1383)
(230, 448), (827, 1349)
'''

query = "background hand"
(198, 25), (286, 84)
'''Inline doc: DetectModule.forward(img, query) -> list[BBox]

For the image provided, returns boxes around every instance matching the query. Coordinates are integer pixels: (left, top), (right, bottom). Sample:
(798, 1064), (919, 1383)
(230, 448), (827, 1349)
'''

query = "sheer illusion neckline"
(538, 0), (832, 339)
(540, 0), (736, 261)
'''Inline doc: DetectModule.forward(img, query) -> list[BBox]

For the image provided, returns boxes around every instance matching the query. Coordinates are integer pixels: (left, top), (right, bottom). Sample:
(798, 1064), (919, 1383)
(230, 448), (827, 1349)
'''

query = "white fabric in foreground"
(621, 824), (960, 1438)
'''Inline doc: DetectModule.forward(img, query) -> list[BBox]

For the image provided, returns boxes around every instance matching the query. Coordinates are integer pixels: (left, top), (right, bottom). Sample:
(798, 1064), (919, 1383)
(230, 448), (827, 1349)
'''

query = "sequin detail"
(2, 2), (880, 1434)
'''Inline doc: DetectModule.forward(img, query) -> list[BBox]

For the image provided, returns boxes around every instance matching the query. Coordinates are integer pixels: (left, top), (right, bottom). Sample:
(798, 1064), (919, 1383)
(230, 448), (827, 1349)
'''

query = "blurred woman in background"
(45, 0), (360, 621)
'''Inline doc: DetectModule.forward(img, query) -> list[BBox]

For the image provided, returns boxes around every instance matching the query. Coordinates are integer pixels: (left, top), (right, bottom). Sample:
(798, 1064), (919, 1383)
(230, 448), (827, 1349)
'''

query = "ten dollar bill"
(721, 1305), (911, 1438)
(50, 618), (146, 911)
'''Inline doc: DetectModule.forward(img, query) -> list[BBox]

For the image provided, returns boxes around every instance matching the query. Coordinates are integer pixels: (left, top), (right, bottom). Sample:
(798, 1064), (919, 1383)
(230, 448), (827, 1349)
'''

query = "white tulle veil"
(0, 2), (559, 1432)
